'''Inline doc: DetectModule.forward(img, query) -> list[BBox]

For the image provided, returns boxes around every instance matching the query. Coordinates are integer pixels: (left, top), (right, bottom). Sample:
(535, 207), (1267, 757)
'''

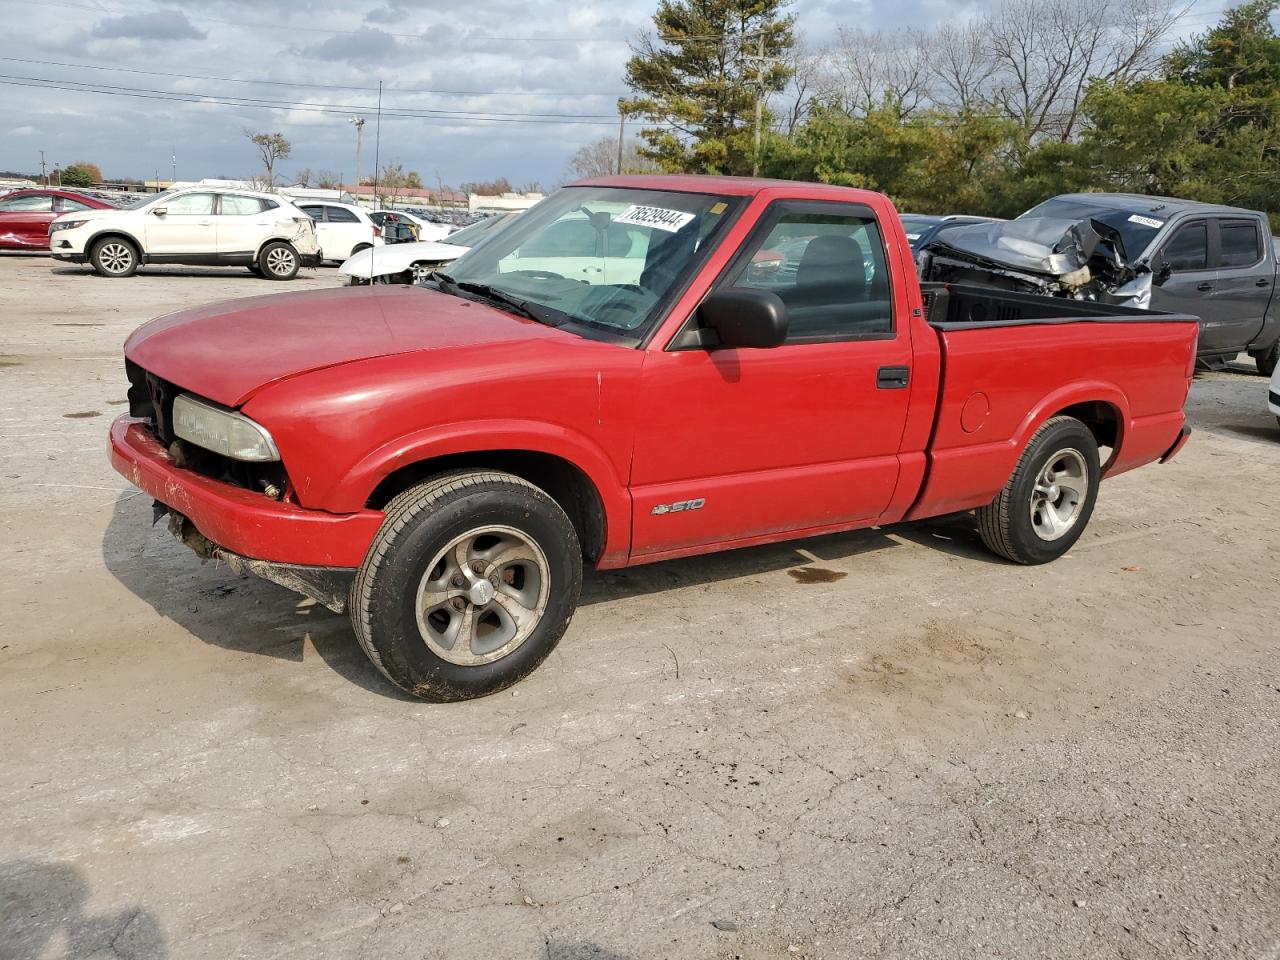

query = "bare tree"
(984, 0), (1186, 140)
(244, 130), (292, 189)
(931, 20), (999, 111)
(565, 138), (659, 179)
(776, 41), (824, 134)
(827, 27), (933, 119)
(315, 170), (342, 189)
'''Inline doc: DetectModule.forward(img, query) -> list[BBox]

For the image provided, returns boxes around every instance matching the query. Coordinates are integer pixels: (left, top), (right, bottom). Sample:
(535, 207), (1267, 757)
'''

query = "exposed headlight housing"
(49, 219), (88, 233)
(172, 394), (280, 462)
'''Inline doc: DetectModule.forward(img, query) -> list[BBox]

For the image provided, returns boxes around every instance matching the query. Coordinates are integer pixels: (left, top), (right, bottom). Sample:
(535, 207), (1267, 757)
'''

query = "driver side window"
(1161, 222), (1208, 272)
(727, 206), (893, 342)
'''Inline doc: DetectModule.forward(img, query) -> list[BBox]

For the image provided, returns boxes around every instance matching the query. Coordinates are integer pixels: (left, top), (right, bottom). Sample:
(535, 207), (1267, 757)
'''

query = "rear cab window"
(1217, 219), (1262, 268)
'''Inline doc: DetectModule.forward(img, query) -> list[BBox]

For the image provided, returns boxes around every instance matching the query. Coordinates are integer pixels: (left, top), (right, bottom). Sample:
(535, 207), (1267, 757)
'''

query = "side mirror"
(699, 287), (788, 349)
(1153, 256), (1172, 286)
(152, 207), (167, 217)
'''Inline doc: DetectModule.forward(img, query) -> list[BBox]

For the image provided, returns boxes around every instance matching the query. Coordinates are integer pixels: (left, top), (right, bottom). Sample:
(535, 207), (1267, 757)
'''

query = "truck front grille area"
(124, 359), (290, 499)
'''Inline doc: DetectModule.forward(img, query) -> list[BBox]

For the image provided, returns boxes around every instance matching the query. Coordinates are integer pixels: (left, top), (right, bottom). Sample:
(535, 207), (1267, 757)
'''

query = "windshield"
(439, 186), (743, 342)
(445, 212), (516, 248)
(1018, 197), (1164, 261)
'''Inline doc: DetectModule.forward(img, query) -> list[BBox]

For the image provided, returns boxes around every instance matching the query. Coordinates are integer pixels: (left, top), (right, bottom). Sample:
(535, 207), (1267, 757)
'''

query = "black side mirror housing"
(697, 287), (788, 349)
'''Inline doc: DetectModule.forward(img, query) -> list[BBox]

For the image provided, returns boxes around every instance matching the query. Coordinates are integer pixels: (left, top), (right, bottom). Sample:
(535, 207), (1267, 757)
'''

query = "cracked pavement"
(1, 254), (1279, 959)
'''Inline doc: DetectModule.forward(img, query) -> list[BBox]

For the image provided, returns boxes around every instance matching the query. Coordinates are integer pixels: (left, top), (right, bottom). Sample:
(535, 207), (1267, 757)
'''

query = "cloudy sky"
(0, 0), (1228, 188)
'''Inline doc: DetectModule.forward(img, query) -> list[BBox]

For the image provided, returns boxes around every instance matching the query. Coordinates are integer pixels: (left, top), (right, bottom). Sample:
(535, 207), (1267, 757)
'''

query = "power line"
(0, 55), (631, 98)
(0, 73), (622, 119)
(0, 75), (646, 126)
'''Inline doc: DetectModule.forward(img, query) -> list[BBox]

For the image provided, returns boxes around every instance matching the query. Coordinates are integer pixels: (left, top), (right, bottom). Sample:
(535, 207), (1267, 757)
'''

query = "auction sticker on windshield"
(1127, 214), (1164, 229)
(615, 205), (697, 233)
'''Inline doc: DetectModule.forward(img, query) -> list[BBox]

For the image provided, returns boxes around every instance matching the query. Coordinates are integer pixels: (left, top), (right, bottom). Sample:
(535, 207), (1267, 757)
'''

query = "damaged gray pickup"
(921, 193), (1280, 374)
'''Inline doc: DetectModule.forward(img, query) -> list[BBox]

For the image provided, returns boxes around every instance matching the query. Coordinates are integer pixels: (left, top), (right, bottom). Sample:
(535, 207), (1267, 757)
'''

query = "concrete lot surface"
(1, 253), (1278, 959)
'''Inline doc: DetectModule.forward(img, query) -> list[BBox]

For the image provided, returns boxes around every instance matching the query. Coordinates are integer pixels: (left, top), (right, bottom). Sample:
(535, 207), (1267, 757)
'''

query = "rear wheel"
(90, 237), (138, 277)
(259, 241), (299, 280)
(977, 416), (1100, 565)
(1251, 341), (1279, 377)
(351, 471), (582, 701)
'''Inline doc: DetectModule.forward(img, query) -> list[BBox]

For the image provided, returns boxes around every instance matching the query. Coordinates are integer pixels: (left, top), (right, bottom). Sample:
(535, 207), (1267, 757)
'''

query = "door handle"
(877, 365), (910, 389)
(1256, 278), (1271, 287)
(1196, 282), (1213, 291)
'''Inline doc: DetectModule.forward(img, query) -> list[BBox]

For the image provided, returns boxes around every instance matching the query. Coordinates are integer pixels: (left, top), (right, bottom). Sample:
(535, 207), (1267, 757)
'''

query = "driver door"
(144, 192), (217, 256)
(628, 200), (914, 560)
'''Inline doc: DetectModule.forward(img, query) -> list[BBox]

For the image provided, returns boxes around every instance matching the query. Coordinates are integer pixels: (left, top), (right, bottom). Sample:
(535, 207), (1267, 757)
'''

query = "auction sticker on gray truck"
(615, 205), (697, 232)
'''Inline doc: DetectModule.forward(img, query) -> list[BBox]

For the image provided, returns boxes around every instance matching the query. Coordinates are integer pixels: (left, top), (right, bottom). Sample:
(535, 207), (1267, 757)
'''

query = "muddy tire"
(258, 241), (300, 280)
(977, 416), (1100, 565)
(90, 237), (139, 277)
(351, 471), (582, 702)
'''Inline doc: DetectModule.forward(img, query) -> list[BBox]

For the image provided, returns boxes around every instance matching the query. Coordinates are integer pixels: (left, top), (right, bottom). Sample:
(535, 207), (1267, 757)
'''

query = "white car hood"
(52, 206), (124, 224)
(339, 239), (469, 279)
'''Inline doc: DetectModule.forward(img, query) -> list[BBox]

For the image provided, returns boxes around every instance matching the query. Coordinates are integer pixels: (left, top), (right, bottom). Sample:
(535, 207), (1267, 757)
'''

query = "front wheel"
(350, 471), (583, 701)
(977, 416), (1100, 565)
(259, 241), (299, 280)
(90, 237), (138, 277)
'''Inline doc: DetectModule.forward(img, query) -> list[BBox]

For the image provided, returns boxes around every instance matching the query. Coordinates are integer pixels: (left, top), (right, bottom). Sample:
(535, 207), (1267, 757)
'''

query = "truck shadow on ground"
(1188, 364), (1280, 444)
(102, 492), (1000, 699)
(0, 859), (166, 959)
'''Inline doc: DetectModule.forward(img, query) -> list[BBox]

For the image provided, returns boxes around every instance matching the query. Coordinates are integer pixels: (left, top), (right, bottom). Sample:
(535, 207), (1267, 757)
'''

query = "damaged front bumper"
(110, 415), (383, 608)
(161, 508), (354, 612)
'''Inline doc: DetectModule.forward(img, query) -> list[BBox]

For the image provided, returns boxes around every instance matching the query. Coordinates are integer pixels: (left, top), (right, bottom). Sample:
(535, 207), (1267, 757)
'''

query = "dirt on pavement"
(1, 252), (1278, 960)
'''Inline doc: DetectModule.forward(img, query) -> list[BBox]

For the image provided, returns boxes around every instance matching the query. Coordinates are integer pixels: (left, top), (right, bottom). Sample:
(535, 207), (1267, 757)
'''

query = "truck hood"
(124, 285), (573, 407)
(922, 216), (1149, 304)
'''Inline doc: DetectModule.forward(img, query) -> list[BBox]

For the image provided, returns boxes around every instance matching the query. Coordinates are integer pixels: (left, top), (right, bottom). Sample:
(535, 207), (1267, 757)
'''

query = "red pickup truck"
(111, 176), (1198, 701)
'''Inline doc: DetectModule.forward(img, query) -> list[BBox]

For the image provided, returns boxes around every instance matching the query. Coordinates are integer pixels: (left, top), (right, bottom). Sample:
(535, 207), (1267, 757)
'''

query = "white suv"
(294, 201), (384, 263)
(49, 187), (322, 280)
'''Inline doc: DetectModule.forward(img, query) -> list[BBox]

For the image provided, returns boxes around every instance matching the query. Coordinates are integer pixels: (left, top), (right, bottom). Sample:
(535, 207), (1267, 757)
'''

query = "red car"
(0, 188), (115, 250)
(109, 175), (1198, 701)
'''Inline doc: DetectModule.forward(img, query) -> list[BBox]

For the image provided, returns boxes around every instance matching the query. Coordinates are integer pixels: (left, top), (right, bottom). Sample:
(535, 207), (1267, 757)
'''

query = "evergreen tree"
(623, 0), (795, 175)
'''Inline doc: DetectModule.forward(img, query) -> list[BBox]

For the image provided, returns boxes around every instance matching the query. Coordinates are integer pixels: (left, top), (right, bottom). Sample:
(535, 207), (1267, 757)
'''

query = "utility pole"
(616, 100), (626, 175)
(171, 145), (177, 183)
(39, 150), (47, 185)
(349, 116), (366, 205)
(753, 31), (765, 176)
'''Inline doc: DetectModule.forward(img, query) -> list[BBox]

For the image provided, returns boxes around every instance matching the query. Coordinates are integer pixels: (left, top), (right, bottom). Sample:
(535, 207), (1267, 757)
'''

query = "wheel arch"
(86, 229), (142, 255)
(1011, 383), (1130, 476)
(366, 449), (610, 566)
(255, 235), (297, 263)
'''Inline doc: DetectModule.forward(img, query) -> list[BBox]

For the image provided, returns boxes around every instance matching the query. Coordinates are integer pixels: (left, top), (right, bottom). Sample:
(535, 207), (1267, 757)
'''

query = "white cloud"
(8, 125), (37, 136)
(0, 0), (1006, 186)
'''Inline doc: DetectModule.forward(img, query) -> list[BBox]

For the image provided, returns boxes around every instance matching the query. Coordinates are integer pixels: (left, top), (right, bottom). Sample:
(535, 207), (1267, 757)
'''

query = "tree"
(374, 163), (425, 205)
(314, 170), (343, 189)
(622, 0), (795, 175)
(461, 177), (514, 196)
(245, 130), (291, 189)
(59, 163), (97, 187)
(565, 137), (660, 179)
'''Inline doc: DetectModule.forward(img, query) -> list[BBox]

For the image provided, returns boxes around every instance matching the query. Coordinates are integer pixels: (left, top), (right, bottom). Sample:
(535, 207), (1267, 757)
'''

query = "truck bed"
(920, 282), (1198, 329)
(905, 283), (1200, 522)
